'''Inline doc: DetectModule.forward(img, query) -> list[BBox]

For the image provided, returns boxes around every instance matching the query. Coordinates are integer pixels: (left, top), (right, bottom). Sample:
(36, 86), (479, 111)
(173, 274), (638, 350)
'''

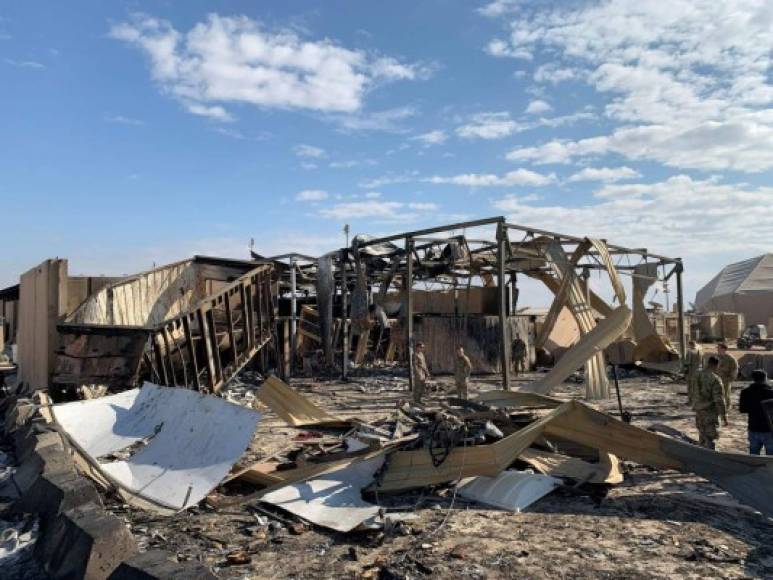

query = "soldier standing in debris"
(683, 340), (703, 402)
(716, 343), (738, 410)
(511, 334), (527, 376)
(412, 342), (431, 403)
(690, 356), (728, 449)
(454, 345), (472, 399)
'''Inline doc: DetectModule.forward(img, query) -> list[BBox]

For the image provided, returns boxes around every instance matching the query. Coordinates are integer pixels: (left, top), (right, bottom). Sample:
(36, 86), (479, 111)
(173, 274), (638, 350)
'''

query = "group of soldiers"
(684, 340), (773, 454)
(411, 334), (529, 404)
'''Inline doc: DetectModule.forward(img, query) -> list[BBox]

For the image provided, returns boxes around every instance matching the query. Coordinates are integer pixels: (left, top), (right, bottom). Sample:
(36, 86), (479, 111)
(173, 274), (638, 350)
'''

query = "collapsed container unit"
(56, 256), (275, 395)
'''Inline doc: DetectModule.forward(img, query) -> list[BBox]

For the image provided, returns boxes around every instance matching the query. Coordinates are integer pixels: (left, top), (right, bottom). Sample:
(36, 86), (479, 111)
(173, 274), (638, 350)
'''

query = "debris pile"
(1, 217), (771, 578)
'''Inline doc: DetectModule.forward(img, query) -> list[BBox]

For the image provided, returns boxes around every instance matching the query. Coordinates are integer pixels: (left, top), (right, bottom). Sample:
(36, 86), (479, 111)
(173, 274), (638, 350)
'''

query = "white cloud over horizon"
(110, 13), (425, 121)
(427, 168), (556, 187)
(318, 199), (439, 221)
(492, 175), (773, 289)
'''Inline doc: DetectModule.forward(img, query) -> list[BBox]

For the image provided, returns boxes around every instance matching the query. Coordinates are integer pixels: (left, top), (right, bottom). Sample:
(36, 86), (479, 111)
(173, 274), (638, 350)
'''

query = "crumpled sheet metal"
(632, 262), (679, 362)
(538, 239), (616, 399)
(257, 376), (350, 427)
(519, 448), (623, 485)
(52, 383), (261, 513)
(375, 397), (773, 517)
(372, 404), (569, 492)
(541, 401), (773, 518)
(524, 305), (633, 395)
(457, 470), (561, 512)
(259, 455), (385, 532)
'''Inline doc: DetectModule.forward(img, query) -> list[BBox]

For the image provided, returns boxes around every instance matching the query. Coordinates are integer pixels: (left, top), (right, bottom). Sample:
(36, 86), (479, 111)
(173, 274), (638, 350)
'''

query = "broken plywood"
(257, 376), (350, 428)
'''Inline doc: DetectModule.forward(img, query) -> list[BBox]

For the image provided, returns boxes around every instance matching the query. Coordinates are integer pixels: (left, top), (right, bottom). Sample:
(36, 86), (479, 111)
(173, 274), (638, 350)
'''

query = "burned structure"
(5, 217), (770, 580)
(263, 216), (685, 400)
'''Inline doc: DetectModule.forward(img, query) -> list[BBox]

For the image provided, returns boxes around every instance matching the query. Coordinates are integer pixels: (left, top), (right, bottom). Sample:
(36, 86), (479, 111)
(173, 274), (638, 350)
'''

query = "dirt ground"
(99, 367), (773, 580)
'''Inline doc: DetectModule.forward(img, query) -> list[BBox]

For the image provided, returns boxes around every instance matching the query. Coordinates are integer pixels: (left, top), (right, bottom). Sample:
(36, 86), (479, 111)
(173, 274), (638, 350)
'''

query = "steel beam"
(675, 260), (686, 359)
(405, 237), (415, 396)
(497, 222), (511, 390)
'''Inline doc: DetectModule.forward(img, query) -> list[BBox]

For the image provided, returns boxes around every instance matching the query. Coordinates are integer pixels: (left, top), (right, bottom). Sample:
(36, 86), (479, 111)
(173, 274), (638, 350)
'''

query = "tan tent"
(695, 254), (773, 326)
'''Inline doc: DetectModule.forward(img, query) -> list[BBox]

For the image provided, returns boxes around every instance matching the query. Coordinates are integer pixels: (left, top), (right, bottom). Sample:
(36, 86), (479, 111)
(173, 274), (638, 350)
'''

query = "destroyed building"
(1, 217), (771, 580)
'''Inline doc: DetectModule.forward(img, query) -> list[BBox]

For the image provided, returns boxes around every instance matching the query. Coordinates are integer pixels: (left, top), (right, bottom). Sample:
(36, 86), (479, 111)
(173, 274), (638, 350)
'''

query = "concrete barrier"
(3, 396), (211, 580)
(109, 550), (217, 580)
(35, 503), (138, 579)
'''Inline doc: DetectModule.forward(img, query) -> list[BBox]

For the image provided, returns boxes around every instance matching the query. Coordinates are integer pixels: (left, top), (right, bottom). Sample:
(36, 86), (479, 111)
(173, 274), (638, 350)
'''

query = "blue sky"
(1, 0), (772, 304)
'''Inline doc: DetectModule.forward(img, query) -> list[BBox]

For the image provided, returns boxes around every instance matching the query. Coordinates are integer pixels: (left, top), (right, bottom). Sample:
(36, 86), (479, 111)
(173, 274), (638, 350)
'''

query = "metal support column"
(405, 237), (415, 396)
(497, 222), (511, 390)
(675, 259), (686, 359)
(289, 257), (297, 377)
(341, 249), (349, 380)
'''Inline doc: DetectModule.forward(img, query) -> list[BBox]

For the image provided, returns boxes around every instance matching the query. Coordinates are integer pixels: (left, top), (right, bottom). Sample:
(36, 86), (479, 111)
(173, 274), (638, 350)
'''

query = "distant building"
(695, 254), (773, 327)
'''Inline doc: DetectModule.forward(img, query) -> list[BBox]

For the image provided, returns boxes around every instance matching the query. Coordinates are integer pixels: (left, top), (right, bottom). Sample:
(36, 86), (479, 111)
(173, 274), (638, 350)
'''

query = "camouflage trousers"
(455, 377), (468, 400)
(695, 409), (719, 449)
(413, 378), (426, 403)
(719, 375), (733, 410)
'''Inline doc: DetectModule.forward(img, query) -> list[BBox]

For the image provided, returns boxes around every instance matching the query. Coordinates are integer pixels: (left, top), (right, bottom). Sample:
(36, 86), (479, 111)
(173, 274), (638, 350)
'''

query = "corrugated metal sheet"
(53, 382), (261, 512)
(458, 470), (561, 512)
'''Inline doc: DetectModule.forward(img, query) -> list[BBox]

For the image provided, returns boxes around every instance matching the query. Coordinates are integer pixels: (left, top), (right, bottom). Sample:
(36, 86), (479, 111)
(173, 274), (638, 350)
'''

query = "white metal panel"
(53, 383), (261, 511)
(458, 470), (561, 512)
(260, 455), (384, 532)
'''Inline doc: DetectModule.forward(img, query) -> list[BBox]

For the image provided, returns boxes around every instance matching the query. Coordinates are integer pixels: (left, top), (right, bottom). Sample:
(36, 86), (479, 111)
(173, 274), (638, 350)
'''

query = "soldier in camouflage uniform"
(690, 356), (728, 449)
(412, 342), (431, 404)
(716, 343), (738, 411)
(683, 340), (703, 403)
(511, 334), (527, 376)
(454, 345), (473, 400)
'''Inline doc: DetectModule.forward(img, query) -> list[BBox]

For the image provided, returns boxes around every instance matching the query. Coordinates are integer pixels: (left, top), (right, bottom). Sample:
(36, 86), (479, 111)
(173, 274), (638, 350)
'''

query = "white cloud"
(566, 166), (641, 183)
(110, 14), (423, 121)
(214, 127), (270, 140)
(331, 106), (416, 133)
(408, 202), (439, 211)
(492, 175), (773, 292)
(359, 171), (420, 189)
(456, 112), (522, 139)
(186, 103), (234, 122)
(296, 189), (328, 201)
(506, 136), (610, 164)
(525, 99), (552, 115)
(411, 129), (447, 146)
(427, 168), (555, 187)
(363, 191), (382, 199)
(4, 58), (45, 69)
(533, 64), (579, 84)
(318, 199), (439, 221)
(105, 115), (145, 126)
(485, 0), (773, 172)
(329, 160), (358, 169)
(485, 38), (532, 60)
(478, 0), (523, 18)
(294, 144), (326, 158)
